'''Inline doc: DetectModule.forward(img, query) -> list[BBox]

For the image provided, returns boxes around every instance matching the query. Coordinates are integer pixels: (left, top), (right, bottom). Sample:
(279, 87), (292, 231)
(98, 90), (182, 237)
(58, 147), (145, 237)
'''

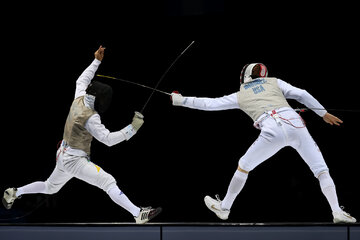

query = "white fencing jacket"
(181, 79), (327, 119)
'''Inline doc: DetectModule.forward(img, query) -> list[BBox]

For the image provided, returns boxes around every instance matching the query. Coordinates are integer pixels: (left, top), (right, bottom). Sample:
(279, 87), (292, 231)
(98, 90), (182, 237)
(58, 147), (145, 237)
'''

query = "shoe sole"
(2, 197), (12, 210)
(148, 207), (162, 222)
(333, 218), (356, 224)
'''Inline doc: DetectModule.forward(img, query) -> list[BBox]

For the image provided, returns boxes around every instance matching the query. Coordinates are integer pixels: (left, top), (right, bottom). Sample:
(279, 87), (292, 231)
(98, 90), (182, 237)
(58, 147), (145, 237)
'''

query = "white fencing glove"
(120, 112), (144, 140)
(171, 91), (185, 106)
(131, 111), (144, 131)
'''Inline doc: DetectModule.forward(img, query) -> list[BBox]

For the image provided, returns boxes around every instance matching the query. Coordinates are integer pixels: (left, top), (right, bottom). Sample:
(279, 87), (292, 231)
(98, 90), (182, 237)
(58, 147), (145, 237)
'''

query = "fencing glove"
(171, 91), (185, 106)
(131, 111), (144, 131)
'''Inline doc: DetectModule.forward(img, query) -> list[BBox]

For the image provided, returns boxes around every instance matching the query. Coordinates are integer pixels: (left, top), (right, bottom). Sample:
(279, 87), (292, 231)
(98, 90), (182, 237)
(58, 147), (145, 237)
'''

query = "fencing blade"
(96, 74), (171, 96)
(140, 40), (195, 113)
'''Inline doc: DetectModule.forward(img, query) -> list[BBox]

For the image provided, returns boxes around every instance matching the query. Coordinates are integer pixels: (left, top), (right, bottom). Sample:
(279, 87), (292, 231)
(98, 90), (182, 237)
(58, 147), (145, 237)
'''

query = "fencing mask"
(240, 63), (268, 84)
(86, 81), (113, 113)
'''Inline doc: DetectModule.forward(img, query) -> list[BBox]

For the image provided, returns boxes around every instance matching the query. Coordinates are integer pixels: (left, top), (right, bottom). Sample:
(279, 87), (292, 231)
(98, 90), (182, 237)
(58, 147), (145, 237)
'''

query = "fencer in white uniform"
(2, 46), (161, 224)
(171, 63), (356, 223)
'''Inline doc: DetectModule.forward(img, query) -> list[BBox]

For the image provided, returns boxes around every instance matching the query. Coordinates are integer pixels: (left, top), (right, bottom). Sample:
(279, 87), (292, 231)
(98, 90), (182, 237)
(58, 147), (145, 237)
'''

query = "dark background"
(1, 1), (359, 223)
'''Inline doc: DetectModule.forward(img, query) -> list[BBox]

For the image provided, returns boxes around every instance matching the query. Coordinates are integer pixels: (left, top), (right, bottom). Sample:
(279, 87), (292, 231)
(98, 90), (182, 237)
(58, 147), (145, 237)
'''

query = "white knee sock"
(221, 170), (248, 210)
(107, 186), (141, 217)
(318, 172), (342, 212)
(16, 181), (47, 197)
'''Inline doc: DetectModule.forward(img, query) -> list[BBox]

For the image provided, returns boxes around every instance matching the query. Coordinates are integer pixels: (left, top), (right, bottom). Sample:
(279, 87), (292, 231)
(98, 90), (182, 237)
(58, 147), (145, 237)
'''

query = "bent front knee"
(44, 181), (61, 195)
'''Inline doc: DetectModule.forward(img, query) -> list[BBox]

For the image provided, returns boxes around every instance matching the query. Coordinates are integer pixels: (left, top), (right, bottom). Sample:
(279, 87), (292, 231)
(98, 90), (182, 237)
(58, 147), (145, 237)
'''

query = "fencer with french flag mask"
(2, 46), (161, 224)
(171, 63), (356, 223)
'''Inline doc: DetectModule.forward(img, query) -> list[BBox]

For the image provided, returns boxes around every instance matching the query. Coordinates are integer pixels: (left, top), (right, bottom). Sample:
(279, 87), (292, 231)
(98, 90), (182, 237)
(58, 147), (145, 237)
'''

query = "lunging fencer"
(171, 63), (356, 223)
(2, 46), (161, 224)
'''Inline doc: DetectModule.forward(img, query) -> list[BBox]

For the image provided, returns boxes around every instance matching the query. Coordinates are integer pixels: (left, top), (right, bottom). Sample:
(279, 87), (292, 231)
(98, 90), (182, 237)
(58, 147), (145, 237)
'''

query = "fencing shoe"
(2, 188), (19, 210)
(134, 207), (162, 224)
(333, 209), (356, 223)
(204, 195), (230, 220)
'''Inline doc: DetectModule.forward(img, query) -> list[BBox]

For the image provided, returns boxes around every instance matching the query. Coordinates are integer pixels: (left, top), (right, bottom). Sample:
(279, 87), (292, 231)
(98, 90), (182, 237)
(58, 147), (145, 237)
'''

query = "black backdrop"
(1, 1), (359, 223)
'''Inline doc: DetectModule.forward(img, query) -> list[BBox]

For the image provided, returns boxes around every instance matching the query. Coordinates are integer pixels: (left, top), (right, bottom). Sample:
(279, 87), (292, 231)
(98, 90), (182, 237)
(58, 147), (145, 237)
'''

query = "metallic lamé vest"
(236, 77), (291, 121)
(63, 96), (96, 155)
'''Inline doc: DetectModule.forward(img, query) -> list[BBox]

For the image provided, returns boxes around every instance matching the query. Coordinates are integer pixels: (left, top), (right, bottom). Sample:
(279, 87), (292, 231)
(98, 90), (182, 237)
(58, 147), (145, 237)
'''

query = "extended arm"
(74, 46), (105, 99)
(277, 79), (343, 125)
(277, 79), (327, 117)
(171, 92), (240, 111)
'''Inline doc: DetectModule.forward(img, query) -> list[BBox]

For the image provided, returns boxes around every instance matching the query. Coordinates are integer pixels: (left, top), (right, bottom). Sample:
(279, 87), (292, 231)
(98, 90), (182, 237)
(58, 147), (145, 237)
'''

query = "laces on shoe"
(141, 206), (152, 211)
(214, 194), (228, 211)
(215, 194), (221, 202)
(339, 206), (353, 216)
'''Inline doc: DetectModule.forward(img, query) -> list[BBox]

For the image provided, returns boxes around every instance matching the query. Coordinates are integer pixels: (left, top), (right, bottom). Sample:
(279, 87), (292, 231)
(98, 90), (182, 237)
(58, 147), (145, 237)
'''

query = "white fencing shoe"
(204, 195), (230, 220)
(2, 188), (19, 210)
(134, 207), (162, 224)
(333, 209), (356, 223)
